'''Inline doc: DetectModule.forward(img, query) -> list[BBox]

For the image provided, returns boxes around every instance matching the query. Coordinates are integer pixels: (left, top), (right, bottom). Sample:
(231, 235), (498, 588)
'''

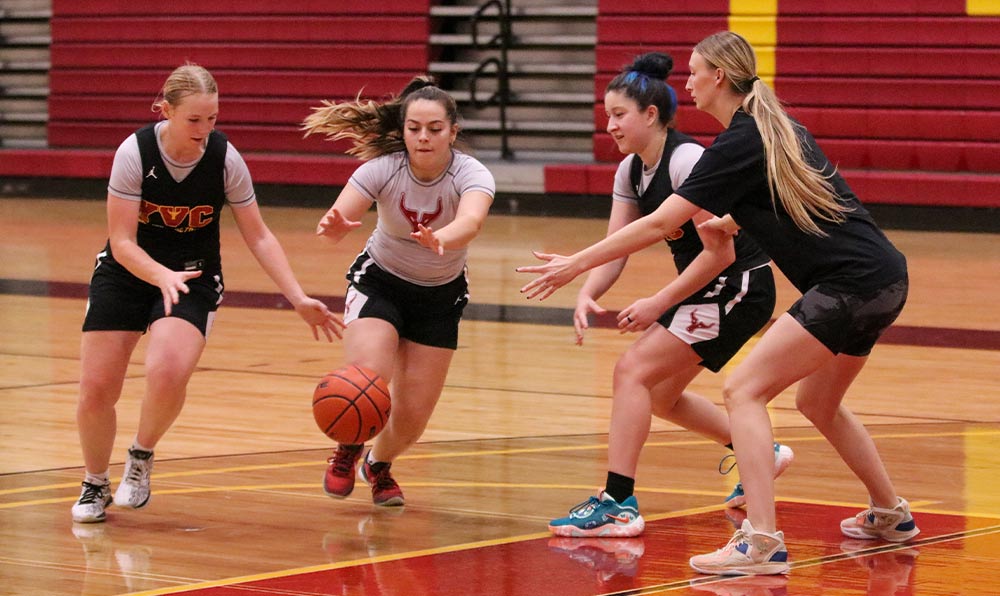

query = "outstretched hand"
(516, 251), (581, 301)
(294, 297), (346, 342)
(316, 208), (362, 243)
(410, 224), (445, 255)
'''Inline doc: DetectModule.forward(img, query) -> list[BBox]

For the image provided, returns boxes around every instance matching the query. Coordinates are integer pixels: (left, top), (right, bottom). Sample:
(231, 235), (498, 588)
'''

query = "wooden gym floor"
(0, 197), (997, 595)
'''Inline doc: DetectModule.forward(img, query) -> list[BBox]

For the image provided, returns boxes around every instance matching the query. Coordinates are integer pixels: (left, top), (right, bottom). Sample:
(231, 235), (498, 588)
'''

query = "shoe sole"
(323, 487), (353, 499)
(840, 524), (920, 543)
(689, 560), (790, 576)
(373, 496), (405, 507)
(724, 494), (747, 509)
(113, 490), (150, 509)
(548, 517), (645, 538)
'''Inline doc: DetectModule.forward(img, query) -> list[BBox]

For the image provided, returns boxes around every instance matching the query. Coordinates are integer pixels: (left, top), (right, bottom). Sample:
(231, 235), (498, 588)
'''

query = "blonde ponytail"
(695, 32), (849, 236)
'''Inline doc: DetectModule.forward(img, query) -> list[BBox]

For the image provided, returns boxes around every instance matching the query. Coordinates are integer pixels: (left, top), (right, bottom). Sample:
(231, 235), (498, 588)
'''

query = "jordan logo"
(686, 309), (716, 334)
(146, 166), (158, 179)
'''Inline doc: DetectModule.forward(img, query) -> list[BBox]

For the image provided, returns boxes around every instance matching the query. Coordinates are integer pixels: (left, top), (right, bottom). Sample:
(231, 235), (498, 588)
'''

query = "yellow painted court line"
(121, 503), (1000, 596)
(6, 427), (998, 503)
(123, 528), (555, 596)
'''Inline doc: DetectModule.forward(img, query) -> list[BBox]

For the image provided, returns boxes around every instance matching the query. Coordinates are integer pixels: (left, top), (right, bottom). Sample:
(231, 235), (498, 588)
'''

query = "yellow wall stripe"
(967, 0), (1000, 16)
(729, 6), (777, 85)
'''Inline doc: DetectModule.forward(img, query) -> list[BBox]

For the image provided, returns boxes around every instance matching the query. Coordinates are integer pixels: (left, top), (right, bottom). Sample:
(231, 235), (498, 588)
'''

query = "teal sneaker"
(721, 442), (794, 508)
(548, 491), (645, 537)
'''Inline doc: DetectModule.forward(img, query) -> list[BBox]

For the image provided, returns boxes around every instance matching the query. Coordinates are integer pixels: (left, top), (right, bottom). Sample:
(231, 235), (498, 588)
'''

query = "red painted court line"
(173, 503), (995, 595)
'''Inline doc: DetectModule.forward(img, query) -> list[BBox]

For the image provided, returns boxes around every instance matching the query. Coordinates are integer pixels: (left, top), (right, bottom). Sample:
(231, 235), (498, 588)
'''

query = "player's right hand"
(316, 208), (362, 243)
(157, 269), (202, 316)
(573, 296), (606, 346)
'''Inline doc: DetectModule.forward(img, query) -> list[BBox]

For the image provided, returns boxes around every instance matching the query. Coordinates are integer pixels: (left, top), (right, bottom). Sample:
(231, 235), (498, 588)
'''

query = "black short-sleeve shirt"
(676, 110), (906, 294)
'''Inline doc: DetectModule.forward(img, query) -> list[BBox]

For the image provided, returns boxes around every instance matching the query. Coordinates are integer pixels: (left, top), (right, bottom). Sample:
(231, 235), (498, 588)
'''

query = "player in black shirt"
(71, 64), (343, 525)
(519, 32), (918, 574)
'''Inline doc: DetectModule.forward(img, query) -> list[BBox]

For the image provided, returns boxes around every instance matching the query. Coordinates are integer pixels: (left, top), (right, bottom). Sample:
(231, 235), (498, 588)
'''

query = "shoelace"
(327, 447), (362, 475)
(368, 465), (399, 491)
(569, 496), (602, 516)
(718, 453), (737, 475)
(78, 481), (107, 504)
(124, 452), (152, 483)
(717, 528), (748, 553)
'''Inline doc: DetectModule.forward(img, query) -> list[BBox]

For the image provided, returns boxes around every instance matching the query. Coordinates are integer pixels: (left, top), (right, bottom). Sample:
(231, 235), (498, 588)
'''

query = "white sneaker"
(71, 481), (113, 523)
(113, 448), (154, 509)
(689, 519), (790, 576)
(841, 497), (920, 542)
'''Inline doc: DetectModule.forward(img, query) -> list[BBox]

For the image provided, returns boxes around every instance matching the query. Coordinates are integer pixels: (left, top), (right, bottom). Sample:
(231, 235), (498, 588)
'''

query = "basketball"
(312, 365), (391, 444)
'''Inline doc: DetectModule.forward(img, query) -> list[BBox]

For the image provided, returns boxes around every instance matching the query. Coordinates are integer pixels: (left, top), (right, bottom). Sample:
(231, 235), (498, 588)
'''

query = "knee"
(144, 360), (192, 395)
(720, 381), (757, 413)
(795, 394), (836, 426)
(612, 350), (653, 391)
(78, 372), (121, 411)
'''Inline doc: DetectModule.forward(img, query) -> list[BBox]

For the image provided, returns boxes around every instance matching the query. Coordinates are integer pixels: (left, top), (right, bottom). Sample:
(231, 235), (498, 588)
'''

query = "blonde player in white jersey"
(302, 76), (495, 506)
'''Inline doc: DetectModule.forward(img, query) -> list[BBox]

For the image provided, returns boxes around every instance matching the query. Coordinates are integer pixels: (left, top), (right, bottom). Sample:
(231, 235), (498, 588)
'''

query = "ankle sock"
(604, 471), (635, 504)
(84, 471), (110, 486)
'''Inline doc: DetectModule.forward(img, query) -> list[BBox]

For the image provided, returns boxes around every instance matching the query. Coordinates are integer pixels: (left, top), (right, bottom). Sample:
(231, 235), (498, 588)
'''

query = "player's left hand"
(697, 214), (740, 237)
(410, 224), (445, 255)
(294, 297), (345, 341)
(617, 296), (660, 333)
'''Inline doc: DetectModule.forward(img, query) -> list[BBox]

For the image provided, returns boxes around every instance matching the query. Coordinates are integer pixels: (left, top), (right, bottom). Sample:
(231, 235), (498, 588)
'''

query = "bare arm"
(573, 200), (638, 344)
(411, 190), (493, 255)
(232, 202), (344, 341)
(316, 183), (370, 243)
(518, 193), (702, 300)
(619, 208), (736, 329)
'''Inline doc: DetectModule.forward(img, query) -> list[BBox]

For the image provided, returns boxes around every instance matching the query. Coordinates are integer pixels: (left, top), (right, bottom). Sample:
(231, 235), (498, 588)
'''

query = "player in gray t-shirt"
(302, 76), (495, 506)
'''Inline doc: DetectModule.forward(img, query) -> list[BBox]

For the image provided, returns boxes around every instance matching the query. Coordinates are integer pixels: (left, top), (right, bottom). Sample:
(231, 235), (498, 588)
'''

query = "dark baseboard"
(2, 177), (996, 233)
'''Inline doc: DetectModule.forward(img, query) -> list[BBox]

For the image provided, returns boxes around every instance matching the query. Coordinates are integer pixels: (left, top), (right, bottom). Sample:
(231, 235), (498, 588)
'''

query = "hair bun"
(629, 52), (673, 80)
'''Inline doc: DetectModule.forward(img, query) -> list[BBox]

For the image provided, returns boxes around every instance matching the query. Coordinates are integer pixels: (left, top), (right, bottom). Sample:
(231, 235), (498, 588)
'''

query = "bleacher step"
(430, 61), (594, 76)
(460, 118), (593, 134)
(449, 90), (593, 105)
(430, 5), (597, 18)
(430, 33), (595, 47)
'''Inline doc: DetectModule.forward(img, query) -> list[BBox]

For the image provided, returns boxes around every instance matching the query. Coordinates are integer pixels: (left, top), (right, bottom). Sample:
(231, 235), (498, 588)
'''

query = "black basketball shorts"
(343, 252), (469, 350)
(787, 276), (908, 357)
(82, 252), (224, 337)
(657, 264), (776, 373)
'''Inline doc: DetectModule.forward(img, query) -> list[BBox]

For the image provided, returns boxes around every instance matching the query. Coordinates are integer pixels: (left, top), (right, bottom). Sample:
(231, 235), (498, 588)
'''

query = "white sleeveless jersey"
(347, 150), (495, 286)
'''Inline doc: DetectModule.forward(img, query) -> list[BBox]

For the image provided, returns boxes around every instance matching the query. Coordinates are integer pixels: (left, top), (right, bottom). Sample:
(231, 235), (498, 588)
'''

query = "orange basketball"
(312, 365), (391, 444)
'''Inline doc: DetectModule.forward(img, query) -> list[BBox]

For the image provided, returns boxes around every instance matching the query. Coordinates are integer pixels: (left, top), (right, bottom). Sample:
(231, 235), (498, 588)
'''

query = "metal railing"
(467, 0), (513, 159)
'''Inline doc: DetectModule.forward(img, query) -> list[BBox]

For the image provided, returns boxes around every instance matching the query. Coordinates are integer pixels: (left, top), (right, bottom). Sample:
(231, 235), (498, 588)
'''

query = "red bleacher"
(555, 2), (1000, 207)
(0, 1), (430, 187)
(0, 1), (997, 209)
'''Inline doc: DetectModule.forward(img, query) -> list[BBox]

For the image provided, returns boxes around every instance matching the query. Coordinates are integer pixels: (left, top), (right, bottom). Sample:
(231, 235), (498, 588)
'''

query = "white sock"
(131, 439), (154, 453)
(85, 471), (110, 486)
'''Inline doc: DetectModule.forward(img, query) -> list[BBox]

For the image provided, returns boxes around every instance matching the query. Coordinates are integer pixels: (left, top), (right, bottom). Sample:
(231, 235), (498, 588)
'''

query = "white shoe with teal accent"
(721, 442), (794, 508)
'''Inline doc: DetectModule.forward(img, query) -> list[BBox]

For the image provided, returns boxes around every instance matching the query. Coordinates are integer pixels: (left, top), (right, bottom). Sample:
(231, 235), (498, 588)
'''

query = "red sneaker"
(359, 459), (405, 507)
(322, 444), (364, 498)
